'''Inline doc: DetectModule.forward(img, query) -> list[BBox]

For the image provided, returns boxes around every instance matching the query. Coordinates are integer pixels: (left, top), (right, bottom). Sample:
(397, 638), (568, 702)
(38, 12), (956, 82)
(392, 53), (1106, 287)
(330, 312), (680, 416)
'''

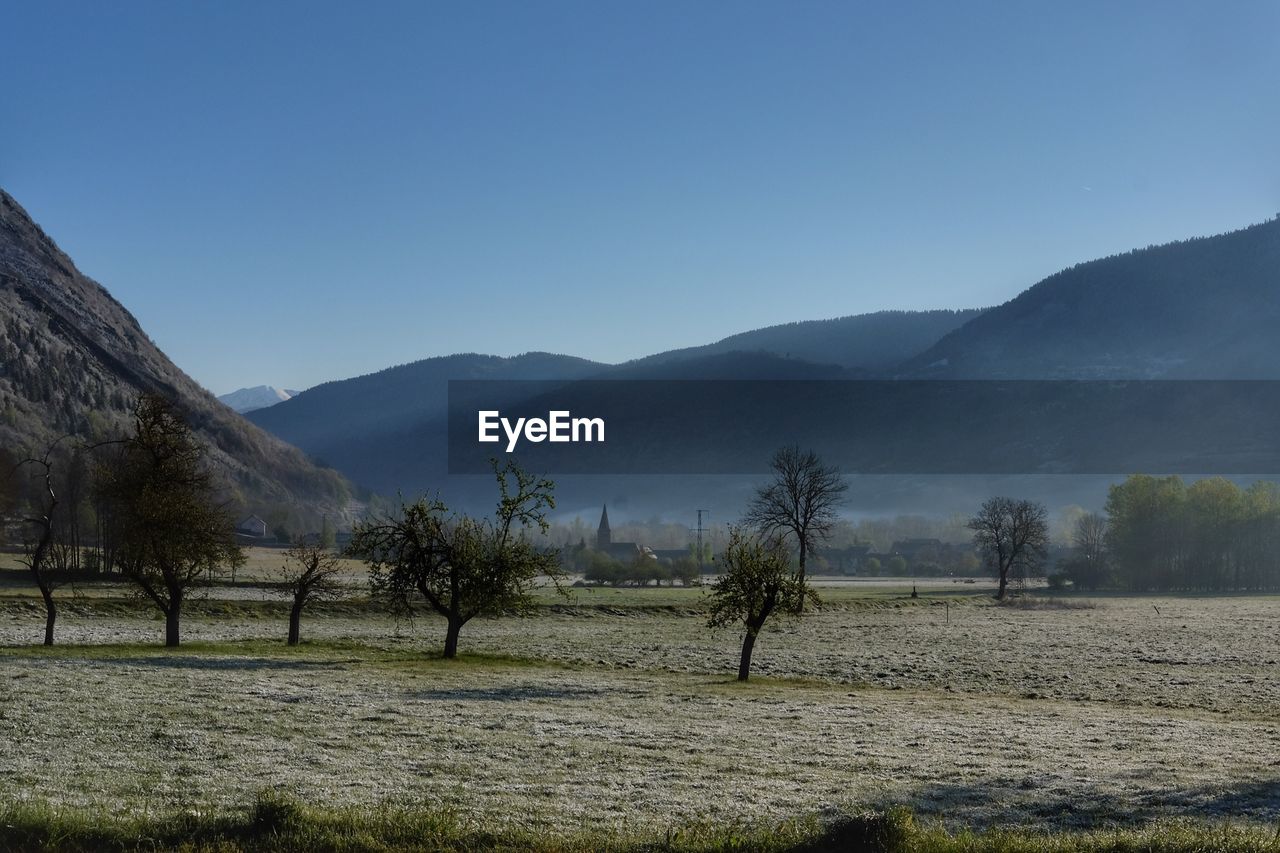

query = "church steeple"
(596, 505), (611, 550)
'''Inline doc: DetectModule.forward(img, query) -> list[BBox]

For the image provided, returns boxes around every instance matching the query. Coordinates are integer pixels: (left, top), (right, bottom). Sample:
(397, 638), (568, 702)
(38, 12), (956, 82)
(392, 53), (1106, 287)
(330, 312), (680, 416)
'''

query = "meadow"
(0, 553), (1277, 850)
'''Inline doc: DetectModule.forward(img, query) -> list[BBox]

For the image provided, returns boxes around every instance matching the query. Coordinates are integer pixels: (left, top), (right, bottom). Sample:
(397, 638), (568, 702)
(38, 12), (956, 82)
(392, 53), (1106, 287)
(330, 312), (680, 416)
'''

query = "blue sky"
(4, 1), (1278, 394)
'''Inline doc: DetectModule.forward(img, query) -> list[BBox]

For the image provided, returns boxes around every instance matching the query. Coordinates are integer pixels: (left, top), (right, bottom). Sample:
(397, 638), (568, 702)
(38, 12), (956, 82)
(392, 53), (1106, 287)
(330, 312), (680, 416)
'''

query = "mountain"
(218, 385), (299, 414)
(0, 188), (353, 521)
(247, 348), (853, 498)
(630, 309), (984, 372)
(243, 215), (1280, 519)
(899, 217), (1280, 378)
(243, 310), (978, 494)
(246, 352), (608, 493)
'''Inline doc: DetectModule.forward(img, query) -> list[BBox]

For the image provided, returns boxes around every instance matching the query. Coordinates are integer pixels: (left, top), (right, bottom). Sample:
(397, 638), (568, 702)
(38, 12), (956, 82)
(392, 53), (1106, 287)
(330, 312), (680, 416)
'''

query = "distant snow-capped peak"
(218, 385), (299, 414)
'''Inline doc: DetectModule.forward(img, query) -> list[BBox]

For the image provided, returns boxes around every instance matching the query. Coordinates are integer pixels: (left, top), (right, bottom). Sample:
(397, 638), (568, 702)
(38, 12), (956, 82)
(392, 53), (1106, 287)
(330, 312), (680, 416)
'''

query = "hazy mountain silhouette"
(248, 349), (850, 496)
(899, 217), (1280, 378)
(246, 352), (607, 475)
(245, 215), (1280, 514)
(243, 312), (958, 495)
(0, 188), (353, 518)
(631, 309), (984, 372)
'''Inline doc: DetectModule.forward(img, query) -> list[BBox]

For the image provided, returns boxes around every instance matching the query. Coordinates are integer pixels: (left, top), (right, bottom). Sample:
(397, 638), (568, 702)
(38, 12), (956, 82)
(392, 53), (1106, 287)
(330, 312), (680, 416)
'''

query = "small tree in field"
(13, 439), (72, 645)
(968, 497), (1048, 600)
(348, 460), (561, 658)
(275, 541), (346, 645)
(93, 395), (244, 646)
(708, 526), (816, 681)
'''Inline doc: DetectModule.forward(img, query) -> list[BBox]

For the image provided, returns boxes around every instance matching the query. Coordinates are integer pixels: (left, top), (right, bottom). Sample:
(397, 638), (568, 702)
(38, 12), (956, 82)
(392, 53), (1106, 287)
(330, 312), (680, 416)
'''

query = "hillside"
(899, 218), (1280, 378)
(243, 309), (964, 496)
(241, 215), (1280, 518)
(0, 188), (353, 520)
(629, 309), (983, 372)
(248, 349), (851, 499)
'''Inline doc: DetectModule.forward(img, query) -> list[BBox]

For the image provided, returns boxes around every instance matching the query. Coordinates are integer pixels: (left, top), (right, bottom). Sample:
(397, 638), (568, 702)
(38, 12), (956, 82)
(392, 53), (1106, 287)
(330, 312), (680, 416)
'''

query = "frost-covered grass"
(0, 592), (1278, 843)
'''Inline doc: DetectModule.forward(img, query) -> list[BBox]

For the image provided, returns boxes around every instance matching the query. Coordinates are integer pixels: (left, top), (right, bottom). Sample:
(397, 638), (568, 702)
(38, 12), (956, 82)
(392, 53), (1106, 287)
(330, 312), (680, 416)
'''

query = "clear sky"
(4, 1), (1278, 394)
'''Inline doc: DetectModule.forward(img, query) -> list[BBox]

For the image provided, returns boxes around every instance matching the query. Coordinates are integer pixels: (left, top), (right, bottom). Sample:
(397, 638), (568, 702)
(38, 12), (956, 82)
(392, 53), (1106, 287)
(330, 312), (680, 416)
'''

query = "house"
(235, 515), (268, 538)
(814, 544), (872, 575)
(890, 538), (945, 562)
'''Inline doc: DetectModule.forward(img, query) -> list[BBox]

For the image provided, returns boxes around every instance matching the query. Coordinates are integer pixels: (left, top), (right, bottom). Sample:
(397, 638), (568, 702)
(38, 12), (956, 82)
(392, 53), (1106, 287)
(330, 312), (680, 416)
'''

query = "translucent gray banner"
(446, 380), (1280, 475)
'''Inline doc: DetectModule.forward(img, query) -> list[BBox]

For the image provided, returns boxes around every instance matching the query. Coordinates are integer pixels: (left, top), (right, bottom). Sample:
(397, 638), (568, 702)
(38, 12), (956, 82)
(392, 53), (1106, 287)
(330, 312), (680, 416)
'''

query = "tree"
(348, 460), (560, 658)
(93, 395), (244, 646)
(274, 541), (347, 645)
(1184, 477), (1245, 590)
(319, 516), (337, 550)
(744, 446), (848, 592)
(670, 555), (702, 587)
(1238, 481), (1280, 590)
(967, 497), (1048, 600)
(1063, 511), (1110, 590)
(1104, 475), (1186, 591)
(707, 526), (816, 681)
(13, 439), (73, 645)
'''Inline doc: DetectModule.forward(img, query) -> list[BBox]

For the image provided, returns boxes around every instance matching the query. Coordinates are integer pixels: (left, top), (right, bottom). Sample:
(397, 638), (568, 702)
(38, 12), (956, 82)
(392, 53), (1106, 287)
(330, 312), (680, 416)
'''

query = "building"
(814, 544), (872, 575)
(596, 505), (653, 561)
(890, 538), (945, 563)
(235, 515), (268, 538)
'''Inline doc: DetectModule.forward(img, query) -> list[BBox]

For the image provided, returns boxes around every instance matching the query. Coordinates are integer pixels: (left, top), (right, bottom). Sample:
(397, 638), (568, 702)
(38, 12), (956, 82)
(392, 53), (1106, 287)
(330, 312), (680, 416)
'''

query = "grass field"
(1, 561), (1277, 849)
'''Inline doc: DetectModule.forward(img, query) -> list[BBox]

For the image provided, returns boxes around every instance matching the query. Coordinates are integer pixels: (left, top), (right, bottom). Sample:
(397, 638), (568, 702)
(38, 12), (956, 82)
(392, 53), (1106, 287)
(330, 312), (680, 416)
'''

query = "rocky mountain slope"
(0, 188), (353, 519)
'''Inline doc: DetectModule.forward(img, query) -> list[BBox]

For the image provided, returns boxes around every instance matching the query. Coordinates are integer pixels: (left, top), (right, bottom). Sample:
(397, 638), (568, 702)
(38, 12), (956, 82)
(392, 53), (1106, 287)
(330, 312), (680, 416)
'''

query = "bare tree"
(968, 497), (1049, 600)
(1060, 511), (1111, 590)
(708, 526), (816, 681)
(1072, 512), (1108, 564)
(13, 438), (73, 645)
(349, 460), (561, 659)
(275, 541), (347, 645)
(744, 446), (848, 593)
(93, 395), (244, 646)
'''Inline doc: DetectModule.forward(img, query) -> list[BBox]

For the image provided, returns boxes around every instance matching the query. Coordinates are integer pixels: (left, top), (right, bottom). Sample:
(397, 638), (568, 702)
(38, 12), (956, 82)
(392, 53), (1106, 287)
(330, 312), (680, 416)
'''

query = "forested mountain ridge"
(247, 347), (856, 496)
(247, 351), (607, 462)
(629, 308), (985, 372)
(0, 188), (353, 519)
(899, 217), (1280, 378)
(244, 312), (967, 494)
(245, 215), (1280, 510)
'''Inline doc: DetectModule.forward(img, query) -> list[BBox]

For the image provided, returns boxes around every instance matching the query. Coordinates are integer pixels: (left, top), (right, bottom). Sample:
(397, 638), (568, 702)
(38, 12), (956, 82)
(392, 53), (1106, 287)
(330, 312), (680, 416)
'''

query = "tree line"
(968, 475), (1280, 593)
(1060, 474), (1280, 592)
(5, 415), (852, 682)
(13, 394), (1276, 680)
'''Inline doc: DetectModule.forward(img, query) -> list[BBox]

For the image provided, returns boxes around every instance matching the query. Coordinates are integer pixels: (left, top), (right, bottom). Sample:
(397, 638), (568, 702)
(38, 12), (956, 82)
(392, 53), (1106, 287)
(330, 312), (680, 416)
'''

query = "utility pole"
(694, 509), (709, 572)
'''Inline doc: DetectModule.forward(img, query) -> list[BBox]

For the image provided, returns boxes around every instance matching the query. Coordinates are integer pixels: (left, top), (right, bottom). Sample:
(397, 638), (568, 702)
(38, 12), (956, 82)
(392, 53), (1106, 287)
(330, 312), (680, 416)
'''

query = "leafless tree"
(13, 438), (73, 645)
(968, 497), (1049, 600)
(275, 541), (347, 645)
(1072, 512), (1107, 563)
(1057, 511), (1111, 590)
(744, 445), (848, 592)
